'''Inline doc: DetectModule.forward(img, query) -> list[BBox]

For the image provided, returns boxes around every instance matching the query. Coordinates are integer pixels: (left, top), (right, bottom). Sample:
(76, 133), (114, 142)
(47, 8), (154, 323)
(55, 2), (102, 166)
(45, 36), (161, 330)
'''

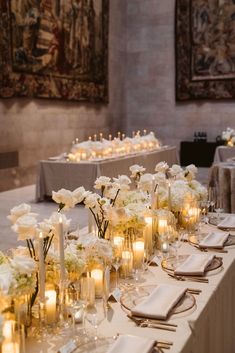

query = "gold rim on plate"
(120, 285), (196, 317)
(188, 234), (235, 248)
(161, 255), (223, 273)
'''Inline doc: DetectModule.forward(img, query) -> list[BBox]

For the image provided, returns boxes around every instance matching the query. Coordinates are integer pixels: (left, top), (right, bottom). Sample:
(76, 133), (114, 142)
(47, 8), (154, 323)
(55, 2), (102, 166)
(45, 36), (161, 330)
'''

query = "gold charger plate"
(188, 234), (235, 247)
(74, 337), (115, 353)
(161, 255), (222, 274)
(120, 285), (195, 317)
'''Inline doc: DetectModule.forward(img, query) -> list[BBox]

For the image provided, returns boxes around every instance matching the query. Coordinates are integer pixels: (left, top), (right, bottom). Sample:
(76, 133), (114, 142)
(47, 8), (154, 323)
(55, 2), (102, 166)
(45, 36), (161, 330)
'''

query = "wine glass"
(214, 197), (224, 222)
(112, 251), (122, 291)
(208, 185), (217, 212)
(171, 228), (185, 265)
(84, 299), (106, 341)
(65, 282), (85, 337)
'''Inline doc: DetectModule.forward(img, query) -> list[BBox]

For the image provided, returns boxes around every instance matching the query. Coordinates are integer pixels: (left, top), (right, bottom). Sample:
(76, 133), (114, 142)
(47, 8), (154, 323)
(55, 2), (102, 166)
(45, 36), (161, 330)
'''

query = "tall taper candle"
(39, 232), (45, 302)
(59, 216), (65, 283)
(168, 180), (172, 211)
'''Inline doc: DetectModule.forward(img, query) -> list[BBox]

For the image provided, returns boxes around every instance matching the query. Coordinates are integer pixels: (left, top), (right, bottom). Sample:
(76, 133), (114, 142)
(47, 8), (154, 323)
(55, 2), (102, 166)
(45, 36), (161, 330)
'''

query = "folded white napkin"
(131, 284), (186, 320)
(175, 254), (214, 276)
(107, 335), (155, 353)
(199, 232), (229, 248)
(218, 215), (235, 229)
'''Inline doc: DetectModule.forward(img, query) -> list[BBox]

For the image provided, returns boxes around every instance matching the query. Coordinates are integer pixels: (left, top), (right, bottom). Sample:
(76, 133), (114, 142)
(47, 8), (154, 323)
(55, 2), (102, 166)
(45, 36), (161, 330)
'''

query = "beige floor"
(0, 185), (88, 251)
(0, 168), (210, 252)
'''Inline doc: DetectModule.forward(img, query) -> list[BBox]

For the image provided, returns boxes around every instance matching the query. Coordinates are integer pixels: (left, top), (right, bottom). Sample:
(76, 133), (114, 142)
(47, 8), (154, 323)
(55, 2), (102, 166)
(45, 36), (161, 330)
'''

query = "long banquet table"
(26, 220), (235, 353)
(36, 146), (178, 201)
(209, 162), (235, 213)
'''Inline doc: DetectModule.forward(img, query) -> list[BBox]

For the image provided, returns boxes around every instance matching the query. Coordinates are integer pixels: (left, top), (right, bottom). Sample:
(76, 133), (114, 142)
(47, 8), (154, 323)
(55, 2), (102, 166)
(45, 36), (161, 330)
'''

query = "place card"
(58, 340), (77, 353)
(108, 288), (122, 302)
(148, 256), (161, 266)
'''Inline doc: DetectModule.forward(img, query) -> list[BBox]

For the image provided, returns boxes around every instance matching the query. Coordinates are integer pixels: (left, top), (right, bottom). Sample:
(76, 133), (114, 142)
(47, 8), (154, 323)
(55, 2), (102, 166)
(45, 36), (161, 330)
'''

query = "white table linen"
(199, 232), (229, 248)
(25, 219), (235, 353)
(35, 146), (179, 201)
(213, 145), (235, 163)
(107, 335), (155, 353)
(175, 254), (214, 276)
(131, 284), (186, 320)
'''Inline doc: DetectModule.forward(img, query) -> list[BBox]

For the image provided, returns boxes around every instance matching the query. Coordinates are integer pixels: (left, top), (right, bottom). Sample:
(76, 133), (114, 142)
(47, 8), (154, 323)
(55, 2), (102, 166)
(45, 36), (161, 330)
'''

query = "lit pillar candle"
(3, 320), (14, 340)
(91, 268), (103, 298)
(117, 131), (121, 139)
(133, 241), (145, 269)
(2, 342), (19, 353)
(94, 134), (97, 141)
(144, 217), (153, 255)
(158, 219), (168, 236)
(109, 134), (112, 141)
(121, 250), (133, 278)
(113, 236), (124, 256)
(38, 232), (45, 303)
(58, 216), (65, 284)
(45, 288), (57, 325)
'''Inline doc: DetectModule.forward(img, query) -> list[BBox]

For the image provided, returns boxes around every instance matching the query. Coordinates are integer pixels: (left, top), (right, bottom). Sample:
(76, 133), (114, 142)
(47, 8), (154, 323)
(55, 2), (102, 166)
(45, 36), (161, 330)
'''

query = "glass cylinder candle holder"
(80, 276), (95, 306)
(90, 265), (104, 299)
(1, 316), (25, 353)
(45, 283), (59, 327)
(120, 230), (134, 279)
(143, 214), (154, 256)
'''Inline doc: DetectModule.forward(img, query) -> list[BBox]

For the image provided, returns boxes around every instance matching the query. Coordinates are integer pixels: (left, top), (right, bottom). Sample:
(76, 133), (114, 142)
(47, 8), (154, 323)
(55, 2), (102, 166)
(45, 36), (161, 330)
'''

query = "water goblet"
(112, 253), (122, 291)
(171, 228), (185, 265)
(84, 299), (106, 341)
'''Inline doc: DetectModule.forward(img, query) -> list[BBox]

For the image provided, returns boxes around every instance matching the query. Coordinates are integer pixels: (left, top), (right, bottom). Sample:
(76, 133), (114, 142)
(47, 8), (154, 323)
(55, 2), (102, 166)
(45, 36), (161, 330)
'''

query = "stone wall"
(123, 0), (235, 148)
(0, 0), (126, 191)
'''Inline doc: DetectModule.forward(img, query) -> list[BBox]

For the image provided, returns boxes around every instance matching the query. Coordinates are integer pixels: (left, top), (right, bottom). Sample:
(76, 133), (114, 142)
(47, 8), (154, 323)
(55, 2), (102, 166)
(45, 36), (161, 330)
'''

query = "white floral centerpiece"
(221, 127), (235, 146)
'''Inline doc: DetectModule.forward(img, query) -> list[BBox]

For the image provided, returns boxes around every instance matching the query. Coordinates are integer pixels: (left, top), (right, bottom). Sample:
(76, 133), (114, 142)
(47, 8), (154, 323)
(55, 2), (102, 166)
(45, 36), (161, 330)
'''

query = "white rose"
(0, 264), (14, 295)
(155, 161), (169, 173)
(10, 256), (36, 275)
(154, 172), (166, 184)
(12, 214), (38, 240)
(84, 193), (100, 208)
(94, 176), (111, 189)
(129, 164), (146, 178)
(37, 220), (54, 238)
(11, 246), (29, 257)
(72, 186), (87, 204)
(113, 175), (131, 191)
(52, 188), (76, 210)
(169, 164), (183, 177)
(185, 164), (198, 176)
(8, 203), (32, 224)
(138, 173), (153, 192)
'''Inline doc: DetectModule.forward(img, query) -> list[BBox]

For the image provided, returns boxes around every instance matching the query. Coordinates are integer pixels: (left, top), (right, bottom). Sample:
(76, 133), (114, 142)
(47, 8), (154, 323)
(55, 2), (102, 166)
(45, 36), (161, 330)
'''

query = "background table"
(36, 146), (178, 201)
(26, 221), (235, 353)
(180, 141), (222, 167)
(209, 162), (235, 213)
(213, 145), (235, 163)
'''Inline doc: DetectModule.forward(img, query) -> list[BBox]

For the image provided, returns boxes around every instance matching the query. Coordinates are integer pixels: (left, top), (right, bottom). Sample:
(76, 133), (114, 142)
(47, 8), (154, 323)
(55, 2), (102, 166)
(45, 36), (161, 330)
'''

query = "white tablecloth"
(26, 221), (235, 353)
(36, 146), (179, 201)
(213, 146), (235, 163)
(209, 162), (235, 213)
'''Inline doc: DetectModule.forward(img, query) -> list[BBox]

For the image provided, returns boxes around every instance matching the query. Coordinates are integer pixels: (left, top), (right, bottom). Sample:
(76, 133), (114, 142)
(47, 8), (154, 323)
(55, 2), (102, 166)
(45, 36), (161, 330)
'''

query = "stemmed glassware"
(112, 249), (122, 292)
(65, 281), (85, 338)
(171, 227), (185, 265)
(84, 299), (106, 341)
(208, 184), (217, 212)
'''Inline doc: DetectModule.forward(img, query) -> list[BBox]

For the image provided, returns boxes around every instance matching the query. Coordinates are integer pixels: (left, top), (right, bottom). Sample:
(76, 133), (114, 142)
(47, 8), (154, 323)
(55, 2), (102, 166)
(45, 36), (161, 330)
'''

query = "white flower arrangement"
(221, 127), (235, 146)
(0, 254), (36, 297)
